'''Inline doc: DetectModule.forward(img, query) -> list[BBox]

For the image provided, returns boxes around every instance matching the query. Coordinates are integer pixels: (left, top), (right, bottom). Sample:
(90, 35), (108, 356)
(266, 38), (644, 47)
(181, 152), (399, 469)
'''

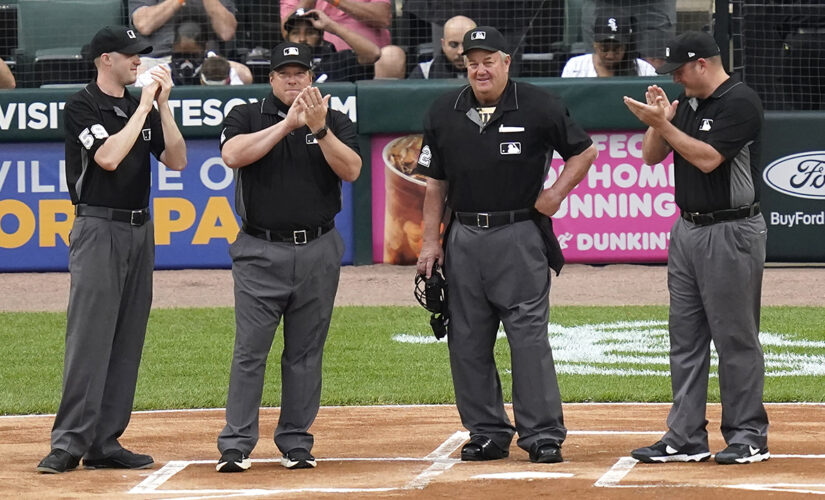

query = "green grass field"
(1, 305), (823, 415)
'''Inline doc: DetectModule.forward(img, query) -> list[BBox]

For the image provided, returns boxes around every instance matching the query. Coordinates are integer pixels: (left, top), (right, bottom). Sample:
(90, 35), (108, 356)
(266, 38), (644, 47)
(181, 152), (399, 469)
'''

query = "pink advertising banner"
(371, 132), (677, 265)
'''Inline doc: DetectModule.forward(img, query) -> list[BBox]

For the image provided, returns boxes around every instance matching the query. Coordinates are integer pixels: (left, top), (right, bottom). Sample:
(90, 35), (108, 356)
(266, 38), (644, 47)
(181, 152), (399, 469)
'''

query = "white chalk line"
(595, 455), (825, 494)
(404, 430), (469, 489)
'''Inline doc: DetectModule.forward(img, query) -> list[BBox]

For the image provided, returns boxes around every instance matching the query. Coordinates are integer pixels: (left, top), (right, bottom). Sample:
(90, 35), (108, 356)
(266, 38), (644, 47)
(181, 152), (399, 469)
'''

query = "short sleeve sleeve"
(330, 110), (360, 155)
(219, 104), (250, 150)
(413, 107), (445, 180)
(702, 96), (762, 161)
(148, 107), (166, 160)
(64, 98), (109, 158)
(545, 94), (593, 160)
(128, 0), (155, 18)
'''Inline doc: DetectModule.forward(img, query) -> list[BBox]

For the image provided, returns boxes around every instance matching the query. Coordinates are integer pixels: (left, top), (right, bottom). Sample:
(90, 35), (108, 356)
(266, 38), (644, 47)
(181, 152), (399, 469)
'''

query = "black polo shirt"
(671, 77), (763, 213)
(414, 80), (592, 212)
(220, 93), (359, 231)
(64, 82), (165, 209)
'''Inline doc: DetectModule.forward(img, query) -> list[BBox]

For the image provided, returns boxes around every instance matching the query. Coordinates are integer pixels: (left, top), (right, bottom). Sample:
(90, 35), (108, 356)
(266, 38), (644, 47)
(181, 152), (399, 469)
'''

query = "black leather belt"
(242, 222), (334, 245)
(455, 209), (534, 228)
(75, 204), (150, 226)
(680, 202), (760, 226)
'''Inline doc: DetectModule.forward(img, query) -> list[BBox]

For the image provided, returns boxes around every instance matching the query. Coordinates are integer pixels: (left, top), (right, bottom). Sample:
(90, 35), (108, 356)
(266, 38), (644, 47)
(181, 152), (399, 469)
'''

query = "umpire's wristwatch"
(313, 126), (328, 140)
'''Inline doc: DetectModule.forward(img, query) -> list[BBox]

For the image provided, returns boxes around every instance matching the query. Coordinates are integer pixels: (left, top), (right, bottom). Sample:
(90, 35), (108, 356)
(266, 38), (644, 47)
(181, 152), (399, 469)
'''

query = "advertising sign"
(0, 140), (354, 271)
(371, 131), (677, 265)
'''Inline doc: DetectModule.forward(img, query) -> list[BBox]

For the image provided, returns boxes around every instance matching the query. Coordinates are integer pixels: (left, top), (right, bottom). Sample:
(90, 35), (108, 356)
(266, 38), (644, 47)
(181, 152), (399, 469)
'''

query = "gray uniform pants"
(51, 216), (154, 459)
(218, 229), (344, 456)
(664, 215), (769, 450)
(445, 220), (566, 452)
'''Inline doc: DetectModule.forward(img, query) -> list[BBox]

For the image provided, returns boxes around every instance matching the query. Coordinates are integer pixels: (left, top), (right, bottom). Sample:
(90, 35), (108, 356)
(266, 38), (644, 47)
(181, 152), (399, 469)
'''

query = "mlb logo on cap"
(270, 41), (313, 70)
(462, 26), (508, 55)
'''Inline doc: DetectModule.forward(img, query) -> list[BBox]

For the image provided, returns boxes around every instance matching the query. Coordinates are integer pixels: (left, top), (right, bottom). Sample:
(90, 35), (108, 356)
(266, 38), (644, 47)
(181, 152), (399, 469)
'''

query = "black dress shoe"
(83, 448), (154, 469)
(529, 439), (563, 463)
(37, 449), (80, 474)
(461, 435), (509, 461)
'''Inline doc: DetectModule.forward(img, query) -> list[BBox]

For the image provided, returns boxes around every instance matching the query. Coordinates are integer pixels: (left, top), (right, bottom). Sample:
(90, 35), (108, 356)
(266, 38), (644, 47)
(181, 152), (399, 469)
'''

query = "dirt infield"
(4, 404), (825, 499)
(2, 263), (825, 311)
(3, 264), (824, 498)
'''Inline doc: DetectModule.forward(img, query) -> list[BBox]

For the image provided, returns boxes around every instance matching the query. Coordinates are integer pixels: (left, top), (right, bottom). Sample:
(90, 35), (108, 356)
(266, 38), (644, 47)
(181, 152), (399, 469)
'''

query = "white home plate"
(472, 472), (575, 480)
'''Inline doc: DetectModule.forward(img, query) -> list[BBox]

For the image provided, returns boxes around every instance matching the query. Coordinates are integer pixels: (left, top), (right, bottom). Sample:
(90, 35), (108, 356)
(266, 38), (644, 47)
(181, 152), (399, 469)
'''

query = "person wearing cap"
(129, 0), (237, 76)
(415, 26), (597, 464)
(281, 0), (406, 78)
(215, 41), (360, 473)
(624, 31), (769, 465)
(283, 8), (380, 82)
(581, 0), (676, 68)
(562, 14), (656, 78)
(36, 25), (186, 474)
(408, 15), (477, 80)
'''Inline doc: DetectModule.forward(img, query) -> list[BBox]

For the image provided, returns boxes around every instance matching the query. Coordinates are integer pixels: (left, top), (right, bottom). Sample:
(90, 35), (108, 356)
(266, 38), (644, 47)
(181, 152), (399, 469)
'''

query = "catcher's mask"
(414, 262), (449, 339)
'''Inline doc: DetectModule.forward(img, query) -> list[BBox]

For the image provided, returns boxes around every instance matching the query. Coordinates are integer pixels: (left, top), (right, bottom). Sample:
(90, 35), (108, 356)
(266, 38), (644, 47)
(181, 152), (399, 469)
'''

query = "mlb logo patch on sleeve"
(500, 142), (521, 155)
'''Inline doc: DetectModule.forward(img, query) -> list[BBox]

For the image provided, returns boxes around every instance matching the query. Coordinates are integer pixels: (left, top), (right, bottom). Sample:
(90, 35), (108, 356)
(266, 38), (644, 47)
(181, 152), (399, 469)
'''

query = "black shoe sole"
(83, 461), (154, 470)
(460, 451), (509, 461)
(37, 465), (76, 474)
(530, 454), (563, 464)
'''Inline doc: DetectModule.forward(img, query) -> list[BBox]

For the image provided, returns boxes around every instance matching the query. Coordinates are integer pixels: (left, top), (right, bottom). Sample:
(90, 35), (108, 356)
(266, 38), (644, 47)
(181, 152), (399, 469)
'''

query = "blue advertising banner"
(0, 140), (354, 271)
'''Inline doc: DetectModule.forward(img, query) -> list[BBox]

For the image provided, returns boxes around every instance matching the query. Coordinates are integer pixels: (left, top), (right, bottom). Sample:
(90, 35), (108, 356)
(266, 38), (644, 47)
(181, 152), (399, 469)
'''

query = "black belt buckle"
(130, 210), (145, 226)
(476, 213), (490, 228)
(293, 230), (308, 245)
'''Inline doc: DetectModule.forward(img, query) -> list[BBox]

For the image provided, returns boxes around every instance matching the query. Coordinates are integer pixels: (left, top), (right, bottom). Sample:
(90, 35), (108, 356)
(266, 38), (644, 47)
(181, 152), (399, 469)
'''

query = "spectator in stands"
(581, 0), (676, 68)
(134, 20), (252, 86)
(409, 15), (476, 79)
(562, 14), (656, 77)
(281, 0), (405, 78)
(129, 0), (239, 75)
(0, 59), (14, 89)
(284, 9), (380, 82)
(200, 53), (233, 85)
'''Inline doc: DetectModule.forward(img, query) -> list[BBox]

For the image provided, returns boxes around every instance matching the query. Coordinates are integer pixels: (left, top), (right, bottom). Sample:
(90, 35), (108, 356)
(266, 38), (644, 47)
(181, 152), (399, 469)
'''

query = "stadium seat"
(15, 0), (123, 87)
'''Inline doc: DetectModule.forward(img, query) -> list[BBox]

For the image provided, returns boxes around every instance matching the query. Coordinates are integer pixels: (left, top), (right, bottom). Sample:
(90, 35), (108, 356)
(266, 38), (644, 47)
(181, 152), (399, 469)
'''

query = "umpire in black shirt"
(625, 31), (770, 465)
(415, 27), (597, 464)
(37, 26), (186, 474)
(215, 42), (361, 473)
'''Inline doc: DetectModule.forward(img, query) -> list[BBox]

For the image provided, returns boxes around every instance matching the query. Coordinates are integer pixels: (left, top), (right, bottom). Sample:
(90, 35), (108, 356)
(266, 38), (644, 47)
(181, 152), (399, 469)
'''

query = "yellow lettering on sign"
(0, 200), (35, 248)
(153, 197), (196, 245)
(39, 199), (74, 247)
(192, 196), (240, 244)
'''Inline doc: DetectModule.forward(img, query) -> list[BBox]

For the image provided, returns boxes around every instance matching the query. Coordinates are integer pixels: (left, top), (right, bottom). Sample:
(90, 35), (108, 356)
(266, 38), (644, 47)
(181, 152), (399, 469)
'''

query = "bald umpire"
(215, 42), (361, 473)
(624, 31), (769, 465)
(37, 26), (186, 474)
(415, 26), (596, 464)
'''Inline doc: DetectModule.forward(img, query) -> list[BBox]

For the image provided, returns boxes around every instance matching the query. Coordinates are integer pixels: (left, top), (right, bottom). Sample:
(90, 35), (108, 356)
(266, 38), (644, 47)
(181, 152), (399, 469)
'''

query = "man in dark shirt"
(37, 25), (186, 474)
(624, 31), (769, 465)
(215, 41), (361, 473)
(415, 26), (596, 464)
(283, 8), (380, 82)
(409, 15), (476, 80)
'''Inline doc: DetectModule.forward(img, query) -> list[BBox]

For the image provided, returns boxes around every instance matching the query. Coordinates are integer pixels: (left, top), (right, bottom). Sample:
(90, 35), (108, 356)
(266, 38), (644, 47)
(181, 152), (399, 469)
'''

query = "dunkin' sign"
(548, 132), (678, 263)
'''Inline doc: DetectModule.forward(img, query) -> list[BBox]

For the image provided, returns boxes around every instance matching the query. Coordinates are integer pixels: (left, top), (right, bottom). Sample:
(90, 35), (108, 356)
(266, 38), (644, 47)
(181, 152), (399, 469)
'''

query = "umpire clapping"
(415, 27), (597, 464)
(37, 26), (186, 474)
(215, 42), (361, 473)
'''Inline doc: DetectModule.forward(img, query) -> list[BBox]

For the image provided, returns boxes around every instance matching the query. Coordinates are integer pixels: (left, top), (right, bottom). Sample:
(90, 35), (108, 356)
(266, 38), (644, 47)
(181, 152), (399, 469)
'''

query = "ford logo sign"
(763, 151), (825, 200)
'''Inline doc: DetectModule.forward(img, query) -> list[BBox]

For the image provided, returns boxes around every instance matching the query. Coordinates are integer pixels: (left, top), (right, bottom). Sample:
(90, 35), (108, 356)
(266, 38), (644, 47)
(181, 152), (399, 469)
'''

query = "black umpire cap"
(87, 25), (153, 59)
(656, 31), (721, 74)
(270, 42), (313, 71)
(461, 26), (508, 55)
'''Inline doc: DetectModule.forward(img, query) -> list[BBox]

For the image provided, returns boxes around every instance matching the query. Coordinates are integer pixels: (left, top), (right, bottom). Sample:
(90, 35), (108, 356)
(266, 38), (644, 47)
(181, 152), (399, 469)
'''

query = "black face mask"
(170, 53), (204, 86)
